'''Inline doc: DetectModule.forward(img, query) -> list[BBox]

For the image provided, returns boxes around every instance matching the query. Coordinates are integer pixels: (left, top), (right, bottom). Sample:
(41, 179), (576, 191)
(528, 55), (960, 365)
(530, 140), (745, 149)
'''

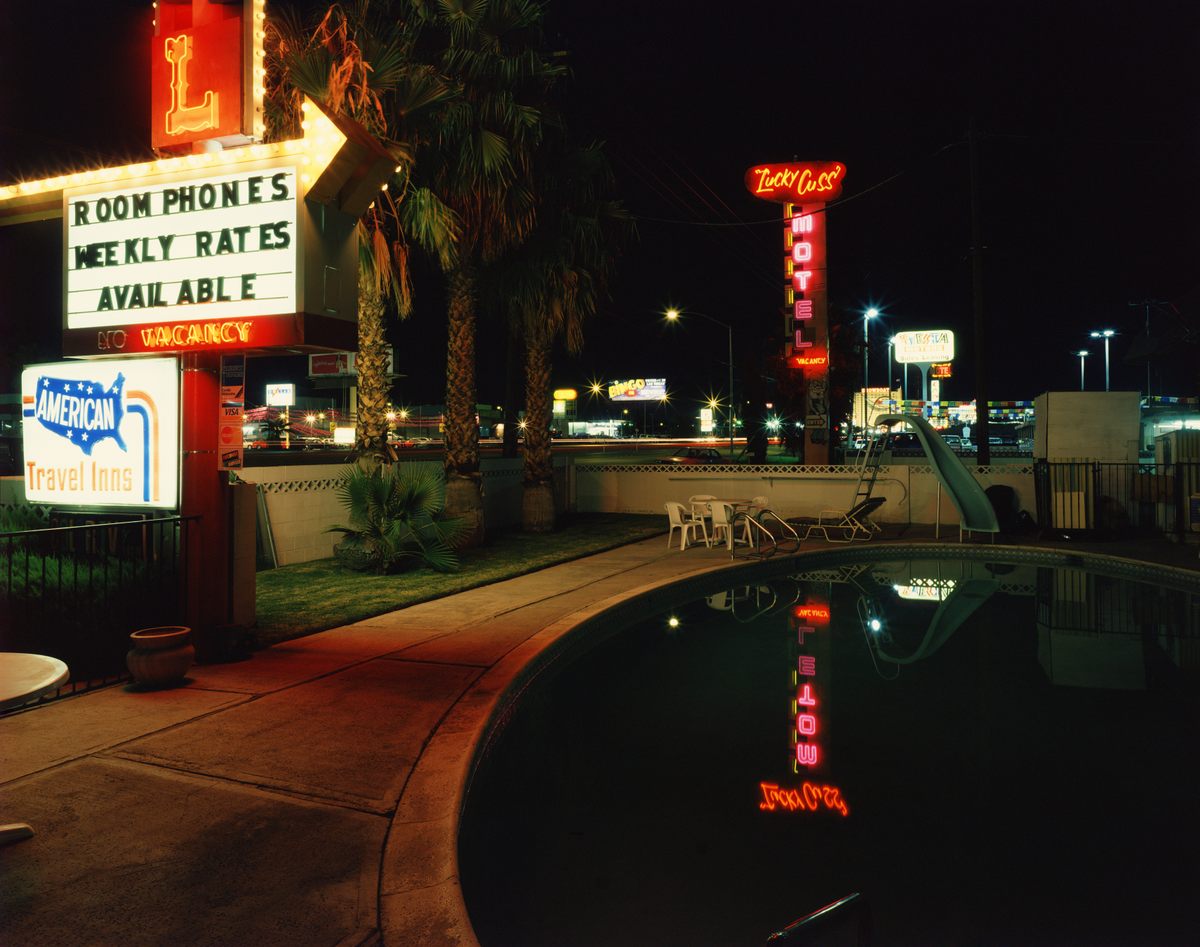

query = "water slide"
(874, 413), (1000, 534)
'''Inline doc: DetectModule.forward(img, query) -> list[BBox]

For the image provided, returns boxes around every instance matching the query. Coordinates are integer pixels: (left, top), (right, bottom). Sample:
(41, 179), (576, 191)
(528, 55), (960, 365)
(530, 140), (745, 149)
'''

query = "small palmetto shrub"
(328, 460), (467, 574)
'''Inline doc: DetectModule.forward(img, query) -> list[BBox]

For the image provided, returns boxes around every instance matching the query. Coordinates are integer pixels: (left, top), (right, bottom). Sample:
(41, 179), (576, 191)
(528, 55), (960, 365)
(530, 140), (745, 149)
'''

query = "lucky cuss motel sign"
(745, 160), (845, 465)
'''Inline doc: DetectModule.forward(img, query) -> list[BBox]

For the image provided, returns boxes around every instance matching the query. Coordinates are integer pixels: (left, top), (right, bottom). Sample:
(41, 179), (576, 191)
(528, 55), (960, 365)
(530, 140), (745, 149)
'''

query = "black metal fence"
(1034, 460), (1200, 538)
(0, 515), (194, 697)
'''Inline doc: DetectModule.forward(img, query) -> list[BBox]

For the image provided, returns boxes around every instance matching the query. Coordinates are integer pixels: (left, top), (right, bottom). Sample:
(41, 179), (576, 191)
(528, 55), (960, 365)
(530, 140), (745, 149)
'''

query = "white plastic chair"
(688, 495), (715, 545)
(665, 501), (706, 550)
(749, 495), (770, 516)
(710, 501), (735, 550)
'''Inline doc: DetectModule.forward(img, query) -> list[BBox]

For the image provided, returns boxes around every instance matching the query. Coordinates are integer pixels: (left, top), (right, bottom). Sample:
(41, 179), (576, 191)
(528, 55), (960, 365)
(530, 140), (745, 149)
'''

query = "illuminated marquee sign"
(150, 0), (266, 151)
(21, 358), (180, 509)
(608, 378), (667, 402)
(66, 164), (299, 335)
(931, 362), (953, 379)
(894, 330), (955, 364)
(0, 96), (391, 356)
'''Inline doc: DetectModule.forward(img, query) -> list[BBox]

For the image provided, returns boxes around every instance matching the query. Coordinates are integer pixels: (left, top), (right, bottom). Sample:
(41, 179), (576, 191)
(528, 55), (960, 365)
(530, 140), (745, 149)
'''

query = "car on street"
(661, 447), (726, 465)
(395, 435), (434, 448)
(886, 432), (923, 452)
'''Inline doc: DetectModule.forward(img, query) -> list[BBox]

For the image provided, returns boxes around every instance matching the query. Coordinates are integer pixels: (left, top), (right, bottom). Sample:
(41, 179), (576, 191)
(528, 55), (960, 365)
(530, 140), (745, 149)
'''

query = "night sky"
(2, 0), (1197, 413)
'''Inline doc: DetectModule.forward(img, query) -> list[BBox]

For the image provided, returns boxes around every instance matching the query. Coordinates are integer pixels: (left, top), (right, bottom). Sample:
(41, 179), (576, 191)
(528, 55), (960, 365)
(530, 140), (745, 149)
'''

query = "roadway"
(242, 436), (1034, 468)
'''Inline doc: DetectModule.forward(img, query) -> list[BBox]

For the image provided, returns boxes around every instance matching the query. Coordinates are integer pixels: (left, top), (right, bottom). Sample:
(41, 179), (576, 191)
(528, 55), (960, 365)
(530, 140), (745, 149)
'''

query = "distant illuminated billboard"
(265, 383), (295, 406)
(608, 378), (666, 401)
(894, 330), (954, 364)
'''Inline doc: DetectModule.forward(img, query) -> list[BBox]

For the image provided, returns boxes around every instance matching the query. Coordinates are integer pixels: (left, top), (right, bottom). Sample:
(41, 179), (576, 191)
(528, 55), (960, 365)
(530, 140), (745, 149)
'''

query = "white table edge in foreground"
(1, 652), (70, 845)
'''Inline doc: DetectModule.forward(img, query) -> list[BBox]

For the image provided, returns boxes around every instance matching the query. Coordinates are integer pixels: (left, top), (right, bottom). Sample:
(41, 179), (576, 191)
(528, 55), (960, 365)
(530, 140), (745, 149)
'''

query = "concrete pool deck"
(2, 527), (1198, 945)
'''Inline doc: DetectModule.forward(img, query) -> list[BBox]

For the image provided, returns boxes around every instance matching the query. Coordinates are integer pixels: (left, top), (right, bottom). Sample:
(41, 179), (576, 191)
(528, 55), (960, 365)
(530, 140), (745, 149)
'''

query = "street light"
(1076, 349), (1089, 391)
(1089, 329), (1115, 391)
(887, 335), (896, 401)
(863, 308), (878, 428)
(666, 308), (734, 457)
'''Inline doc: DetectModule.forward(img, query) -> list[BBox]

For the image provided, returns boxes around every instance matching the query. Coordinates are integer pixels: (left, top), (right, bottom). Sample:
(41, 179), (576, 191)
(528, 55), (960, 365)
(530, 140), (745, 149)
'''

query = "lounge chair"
(804, 496), (887, 543)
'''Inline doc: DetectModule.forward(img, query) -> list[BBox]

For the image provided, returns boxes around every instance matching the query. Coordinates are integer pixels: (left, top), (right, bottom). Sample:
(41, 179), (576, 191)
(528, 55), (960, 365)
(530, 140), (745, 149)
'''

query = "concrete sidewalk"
(2, 529), (1197, 946)
(0, 534), (740, 947)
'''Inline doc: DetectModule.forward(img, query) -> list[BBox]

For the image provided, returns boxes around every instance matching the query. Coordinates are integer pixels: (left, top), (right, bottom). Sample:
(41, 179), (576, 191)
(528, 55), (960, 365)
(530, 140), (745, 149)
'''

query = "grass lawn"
(254, 513), (665, 646)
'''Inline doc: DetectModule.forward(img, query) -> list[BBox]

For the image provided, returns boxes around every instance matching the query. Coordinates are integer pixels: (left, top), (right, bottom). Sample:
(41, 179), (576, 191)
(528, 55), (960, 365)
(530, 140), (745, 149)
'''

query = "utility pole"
(969, 118), (990, 466)
(1130, 299), (1159, 397)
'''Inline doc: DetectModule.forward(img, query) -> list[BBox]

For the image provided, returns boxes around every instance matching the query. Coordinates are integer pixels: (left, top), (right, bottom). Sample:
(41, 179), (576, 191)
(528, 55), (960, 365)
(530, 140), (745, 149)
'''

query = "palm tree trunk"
(521, 326), (555, 532)
(443, 262), (485, 546)
(355, 278), (390, 458)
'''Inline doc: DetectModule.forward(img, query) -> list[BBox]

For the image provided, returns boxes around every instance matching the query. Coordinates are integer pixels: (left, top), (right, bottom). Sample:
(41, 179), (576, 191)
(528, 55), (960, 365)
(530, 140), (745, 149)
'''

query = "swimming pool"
(459, 547), (1200, 946)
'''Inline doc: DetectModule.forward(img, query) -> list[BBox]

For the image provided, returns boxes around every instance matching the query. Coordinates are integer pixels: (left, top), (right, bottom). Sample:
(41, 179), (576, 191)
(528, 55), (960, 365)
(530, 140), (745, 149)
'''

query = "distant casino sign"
(893, 330), (955, 364)
(21, 358), (180, 509)
(608, 378), (667, 402)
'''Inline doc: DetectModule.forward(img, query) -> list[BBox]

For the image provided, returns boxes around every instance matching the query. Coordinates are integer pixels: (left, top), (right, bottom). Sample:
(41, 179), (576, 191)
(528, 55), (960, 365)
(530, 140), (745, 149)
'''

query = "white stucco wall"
(573, 461), (1035, 532)
(238, 456), (571, 566)
(6, 456), (1034, 565)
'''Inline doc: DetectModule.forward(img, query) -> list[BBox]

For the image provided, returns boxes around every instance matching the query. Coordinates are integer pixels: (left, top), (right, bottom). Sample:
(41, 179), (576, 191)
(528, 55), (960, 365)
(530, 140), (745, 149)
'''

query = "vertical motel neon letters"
(164, 35), (219, 137)
(790, 212), (818, 343)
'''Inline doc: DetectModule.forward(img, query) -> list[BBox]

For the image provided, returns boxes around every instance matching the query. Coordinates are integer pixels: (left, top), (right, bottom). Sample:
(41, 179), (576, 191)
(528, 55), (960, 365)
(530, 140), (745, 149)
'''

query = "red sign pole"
(180, 353), (233, 643)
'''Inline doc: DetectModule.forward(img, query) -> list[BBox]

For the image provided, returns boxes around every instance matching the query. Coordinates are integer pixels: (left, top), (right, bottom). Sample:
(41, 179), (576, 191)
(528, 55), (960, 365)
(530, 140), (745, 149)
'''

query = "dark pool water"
(459, 556), (1200, 946)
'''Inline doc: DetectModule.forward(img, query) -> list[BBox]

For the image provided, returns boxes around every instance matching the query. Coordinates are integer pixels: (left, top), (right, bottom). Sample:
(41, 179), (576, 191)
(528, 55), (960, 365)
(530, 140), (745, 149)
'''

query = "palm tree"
(494, 140), (632, 531)
(406, 0), (566, 544)
(265, 2), (459, 457)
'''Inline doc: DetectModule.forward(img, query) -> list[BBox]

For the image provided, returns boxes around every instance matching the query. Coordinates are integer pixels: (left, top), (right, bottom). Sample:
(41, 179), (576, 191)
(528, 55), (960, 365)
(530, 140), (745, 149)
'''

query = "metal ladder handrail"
(729, 508), (800, 560)
(758, 509), (801, 552)
(730, 510), (776, 559)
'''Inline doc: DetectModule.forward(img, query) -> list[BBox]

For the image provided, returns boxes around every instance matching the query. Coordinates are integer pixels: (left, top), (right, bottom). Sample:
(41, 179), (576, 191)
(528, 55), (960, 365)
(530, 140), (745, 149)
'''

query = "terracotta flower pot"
(126, 625), (194, 688)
